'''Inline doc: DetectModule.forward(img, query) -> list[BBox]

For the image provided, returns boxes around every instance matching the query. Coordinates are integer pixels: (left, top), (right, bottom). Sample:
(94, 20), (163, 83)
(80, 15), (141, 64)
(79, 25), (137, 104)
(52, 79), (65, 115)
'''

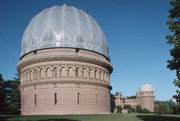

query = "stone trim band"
(18, 55), (113, 73)
(19, 80), (112, 90)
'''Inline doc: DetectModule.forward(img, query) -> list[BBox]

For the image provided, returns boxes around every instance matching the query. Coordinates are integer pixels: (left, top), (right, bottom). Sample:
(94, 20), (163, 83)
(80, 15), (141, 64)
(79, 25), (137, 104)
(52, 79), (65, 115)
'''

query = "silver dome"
(21, 5), (109, 58)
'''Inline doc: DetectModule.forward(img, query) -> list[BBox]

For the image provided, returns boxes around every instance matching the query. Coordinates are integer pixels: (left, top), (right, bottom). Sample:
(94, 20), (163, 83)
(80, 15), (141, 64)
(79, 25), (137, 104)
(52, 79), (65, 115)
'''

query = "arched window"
(26, 72), (28, 82)
(60, 67), (66, 77)
(68, 67), (73, 77)
(95, 70), (99, 79)
(29, 71), (31, 80)
(100, 70), (103, 80)
(104, 71), (106, 81)
(94, 70), (97, 79)
(54, 93), (57, 105)
(82, 68), (88, 78)
(77, 93), (80, 104)
(75, 67), (79, 77)
(52, 67), (58, 78)
(89, 69), (93, 79)
(34, 69), (38, 80)
(106, 72), (109, 82)
(29, 70), (32, 81)
(21, 73), (24, 84)
(46, 67), (51, 78)
(39, 68), (44, 78)
(34, 94), (37, 106)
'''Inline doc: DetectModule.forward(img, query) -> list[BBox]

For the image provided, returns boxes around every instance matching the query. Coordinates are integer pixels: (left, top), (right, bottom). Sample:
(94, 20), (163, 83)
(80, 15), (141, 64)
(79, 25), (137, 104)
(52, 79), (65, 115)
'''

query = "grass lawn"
(0, 113), (180, 121)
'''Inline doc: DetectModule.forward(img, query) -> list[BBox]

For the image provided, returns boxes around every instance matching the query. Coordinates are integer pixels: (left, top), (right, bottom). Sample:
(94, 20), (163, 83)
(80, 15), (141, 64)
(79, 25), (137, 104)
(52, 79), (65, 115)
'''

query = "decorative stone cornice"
(19, 80), (112, 90)
(18, 55), (113, 73)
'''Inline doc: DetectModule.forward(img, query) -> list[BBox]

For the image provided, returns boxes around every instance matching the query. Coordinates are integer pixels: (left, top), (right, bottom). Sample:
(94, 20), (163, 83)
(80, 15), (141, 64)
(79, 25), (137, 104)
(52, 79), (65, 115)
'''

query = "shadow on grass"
(0, 116), (80, 121)
(38, 119), (79, 121)
(137, 115), (180, 121)
(0, 115), (20, 121)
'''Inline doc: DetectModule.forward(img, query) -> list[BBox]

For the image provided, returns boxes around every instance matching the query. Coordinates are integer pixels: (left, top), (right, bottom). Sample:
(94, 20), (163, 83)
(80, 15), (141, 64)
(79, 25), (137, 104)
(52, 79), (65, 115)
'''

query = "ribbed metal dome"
(21, 5), (109, 58)
(139, 83), (154, 92)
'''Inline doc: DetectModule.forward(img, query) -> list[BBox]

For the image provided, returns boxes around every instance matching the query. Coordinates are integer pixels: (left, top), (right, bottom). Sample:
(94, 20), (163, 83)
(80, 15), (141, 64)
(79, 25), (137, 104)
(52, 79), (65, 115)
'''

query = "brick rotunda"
(17, 5), (113, 115)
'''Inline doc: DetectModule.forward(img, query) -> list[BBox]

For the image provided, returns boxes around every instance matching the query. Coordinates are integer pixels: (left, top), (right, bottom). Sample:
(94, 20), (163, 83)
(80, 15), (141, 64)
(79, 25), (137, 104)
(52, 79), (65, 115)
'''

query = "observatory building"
(17, 5), (113, 115)
(112, 83), (154, 113)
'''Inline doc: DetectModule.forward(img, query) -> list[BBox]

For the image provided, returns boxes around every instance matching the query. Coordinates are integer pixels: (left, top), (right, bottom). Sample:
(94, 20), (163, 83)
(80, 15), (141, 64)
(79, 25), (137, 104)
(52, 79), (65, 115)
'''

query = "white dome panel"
(139, 83), (154, 92)
(21, 5), (109, 58)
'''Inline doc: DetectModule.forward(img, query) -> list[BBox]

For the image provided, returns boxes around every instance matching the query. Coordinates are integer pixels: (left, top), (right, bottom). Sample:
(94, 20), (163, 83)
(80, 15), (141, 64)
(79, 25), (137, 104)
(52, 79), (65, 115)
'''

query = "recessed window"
(39, 68), (43, 78)
(75, 68), (79, 77)
(34, 94), (37, 106)
(34, 69), (38, 80)
(54, 93), (57, 105)
(46, 67), (51, 78)
(53, 67), (58, 78)
(77, 93), (80, 104)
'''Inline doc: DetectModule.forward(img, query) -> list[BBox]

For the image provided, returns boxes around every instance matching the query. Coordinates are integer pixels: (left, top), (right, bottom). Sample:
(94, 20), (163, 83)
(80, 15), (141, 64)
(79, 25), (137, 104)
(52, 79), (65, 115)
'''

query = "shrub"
(117, 106), (122, 113)
(124, 104), (134, 113)
(135, 105), (142, 113)
(141, 109), (151, 113)
(175, 103), (180, 114)
(155, 102), (169, 115)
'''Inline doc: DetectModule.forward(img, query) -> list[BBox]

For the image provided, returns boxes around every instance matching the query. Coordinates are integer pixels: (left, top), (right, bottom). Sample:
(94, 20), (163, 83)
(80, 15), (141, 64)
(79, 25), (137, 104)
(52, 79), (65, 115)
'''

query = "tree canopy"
(166, 0), (180, 102)
(0, 73), (20, 114)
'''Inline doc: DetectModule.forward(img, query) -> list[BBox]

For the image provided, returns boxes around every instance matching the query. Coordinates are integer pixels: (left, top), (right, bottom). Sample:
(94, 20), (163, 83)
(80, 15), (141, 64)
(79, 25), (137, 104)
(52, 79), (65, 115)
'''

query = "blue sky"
(0, 0), (177, 101)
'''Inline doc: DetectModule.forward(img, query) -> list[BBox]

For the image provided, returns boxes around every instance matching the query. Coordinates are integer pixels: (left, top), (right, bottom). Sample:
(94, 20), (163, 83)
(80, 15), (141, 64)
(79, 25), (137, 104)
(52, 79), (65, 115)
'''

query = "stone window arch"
(82, 68), (88, 78)
(29, 70), (32, 81)
(75, 67), (81, 77)
(60, 67), (66, 77)
(100, 70), (103, 80)
(46, 67), (51, 78)
(52, 67), (58, 78)
(34, 69), (38, 80)
(39, 68), (44, 78)
(106, 72), (109, 82)
(94, 70), (97, 79)
(26, 71), (28, 82)
(68, 67), (74, 77)
(89, 69), (94, 79)
(95, 70), (99, 79)
(21, 72), (25, 83)
(23, 72), (26, 83)
(104, 71), (106, 82)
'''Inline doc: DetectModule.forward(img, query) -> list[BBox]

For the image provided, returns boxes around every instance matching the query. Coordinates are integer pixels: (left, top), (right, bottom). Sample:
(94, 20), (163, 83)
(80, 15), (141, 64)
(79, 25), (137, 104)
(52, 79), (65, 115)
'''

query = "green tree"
(155, 102), (171, 115)
(165, 99), (176, 113)
(126, 95), (136, 99)
(155, 103), (164, 115)
(0, 73), (20, 114)
(174, 102), (180, 114)
(5, 74), (21, 114)
(166, 0), (180, 102)
(0, 73), (6, 114)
